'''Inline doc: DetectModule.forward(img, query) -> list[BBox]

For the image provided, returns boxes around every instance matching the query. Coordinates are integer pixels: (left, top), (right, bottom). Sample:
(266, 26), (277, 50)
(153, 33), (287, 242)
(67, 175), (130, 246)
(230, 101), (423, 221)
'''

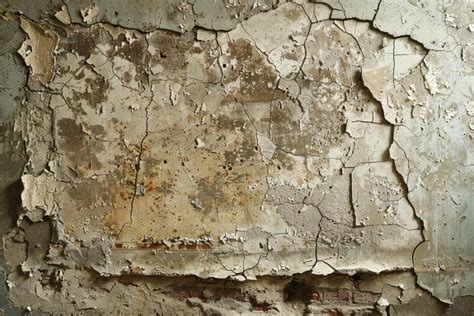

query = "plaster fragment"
(239, 3), (311, 78)
(313, 3), (332, 21)
(194, 137), (205, 148)
(54, 5), (71, 25)
(256, 134), (276, 164)
(351, 162), (419, 229)
(20, 174), (58, 220)
(373, 0), (454, 50)
(462, 45), (474, 67)
(81, 5), (99, 25)
(197, 29), (216, 41)
(17, 18), (58, 85)
(377, 297), (390, 307)
(314, 0), (380, 20)
(345, 121), (392, 167)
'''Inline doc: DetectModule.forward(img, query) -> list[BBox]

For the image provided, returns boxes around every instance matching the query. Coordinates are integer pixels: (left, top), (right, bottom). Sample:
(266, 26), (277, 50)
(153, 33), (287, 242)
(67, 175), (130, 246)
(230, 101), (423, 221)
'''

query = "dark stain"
(147, 30), (194, 75)
(284, 280), (314, 304)
(223, 136), (257, 166)
(66, 177), (116, 208)
(281, 50), (299, 62)
(215, 114), (247, 131)
(57, 118), (105, 171)
(59, 29), (95, 57)
(122, 71), (132, 83)
(223, 39), (282, 103)
(71, 65), (110, 109)
(111, 34), (149, 86)
(154, 179), (173, 195)
(193, 175), (226, 214)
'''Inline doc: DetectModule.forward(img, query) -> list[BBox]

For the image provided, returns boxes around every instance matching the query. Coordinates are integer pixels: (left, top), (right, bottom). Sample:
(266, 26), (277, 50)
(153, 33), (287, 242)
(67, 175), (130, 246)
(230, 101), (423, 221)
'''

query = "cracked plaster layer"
(0, 0), (473, 313)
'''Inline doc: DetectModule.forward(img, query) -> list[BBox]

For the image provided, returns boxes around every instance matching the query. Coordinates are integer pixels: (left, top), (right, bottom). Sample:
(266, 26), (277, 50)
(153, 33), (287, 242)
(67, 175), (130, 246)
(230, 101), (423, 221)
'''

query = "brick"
(311, 291), (322, 302)
(352, 291), (380, 304)
(323, 290), (351, 303)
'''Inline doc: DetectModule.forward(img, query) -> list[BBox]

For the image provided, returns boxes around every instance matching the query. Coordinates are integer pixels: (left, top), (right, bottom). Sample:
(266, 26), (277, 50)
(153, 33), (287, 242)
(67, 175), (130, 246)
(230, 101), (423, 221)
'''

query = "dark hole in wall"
(283, 280), (314, 304)
(5, 180), (24, 225)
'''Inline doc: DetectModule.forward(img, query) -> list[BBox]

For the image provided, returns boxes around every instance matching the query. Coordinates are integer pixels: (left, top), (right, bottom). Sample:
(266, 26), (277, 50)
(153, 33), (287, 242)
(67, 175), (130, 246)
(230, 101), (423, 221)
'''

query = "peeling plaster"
(0, 0), (472, 313)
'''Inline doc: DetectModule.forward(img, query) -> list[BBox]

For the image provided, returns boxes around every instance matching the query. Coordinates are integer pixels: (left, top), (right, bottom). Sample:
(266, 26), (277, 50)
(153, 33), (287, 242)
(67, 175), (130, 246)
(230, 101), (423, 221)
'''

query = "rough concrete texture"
(0, 0), (472, 314)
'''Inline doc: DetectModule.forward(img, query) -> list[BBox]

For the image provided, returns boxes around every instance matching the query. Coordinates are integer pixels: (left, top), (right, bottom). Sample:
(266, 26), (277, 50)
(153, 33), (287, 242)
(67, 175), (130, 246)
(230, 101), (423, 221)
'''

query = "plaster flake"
(80, 5), (99, 25)
(345, 121), (392, 167)
(2, 0), (471, 311)
(54, 5), (71, 25)
(351, 162), (419, 230)
(314, 0), (380, 20)
(373, 0), (454, 51)
(17, 17), (58, 85)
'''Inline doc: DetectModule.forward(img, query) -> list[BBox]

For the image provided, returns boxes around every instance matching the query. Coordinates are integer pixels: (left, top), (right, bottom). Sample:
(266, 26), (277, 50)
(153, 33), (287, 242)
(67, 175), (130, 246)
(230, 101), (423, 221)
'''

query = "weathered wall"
(0, 0), (473, 314)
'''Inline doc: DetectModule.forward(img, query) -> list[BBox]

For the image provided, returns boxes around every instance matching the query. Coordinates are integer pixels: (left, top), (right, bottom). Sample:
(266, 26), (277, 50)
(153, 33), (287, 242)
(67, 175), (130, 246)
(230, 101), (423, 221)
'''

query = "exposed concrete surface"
(0, 0), (472, 314)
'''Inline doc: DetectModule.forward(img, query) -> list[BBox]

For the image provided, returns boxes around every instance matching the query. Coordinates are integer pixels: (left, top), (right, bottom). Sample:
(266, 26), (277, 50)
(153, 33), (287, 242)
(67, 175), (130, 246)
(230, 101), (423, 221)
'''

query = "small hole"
(163, 160), (167, 164)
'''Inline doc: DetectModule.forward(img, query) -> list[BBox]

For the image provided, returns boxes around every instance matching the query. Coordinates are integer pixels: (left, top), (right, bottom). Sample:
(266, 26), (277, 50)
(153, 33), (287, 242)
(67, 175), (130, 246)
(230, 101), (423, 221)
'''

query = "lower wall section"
(0, 269), (461, 315)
